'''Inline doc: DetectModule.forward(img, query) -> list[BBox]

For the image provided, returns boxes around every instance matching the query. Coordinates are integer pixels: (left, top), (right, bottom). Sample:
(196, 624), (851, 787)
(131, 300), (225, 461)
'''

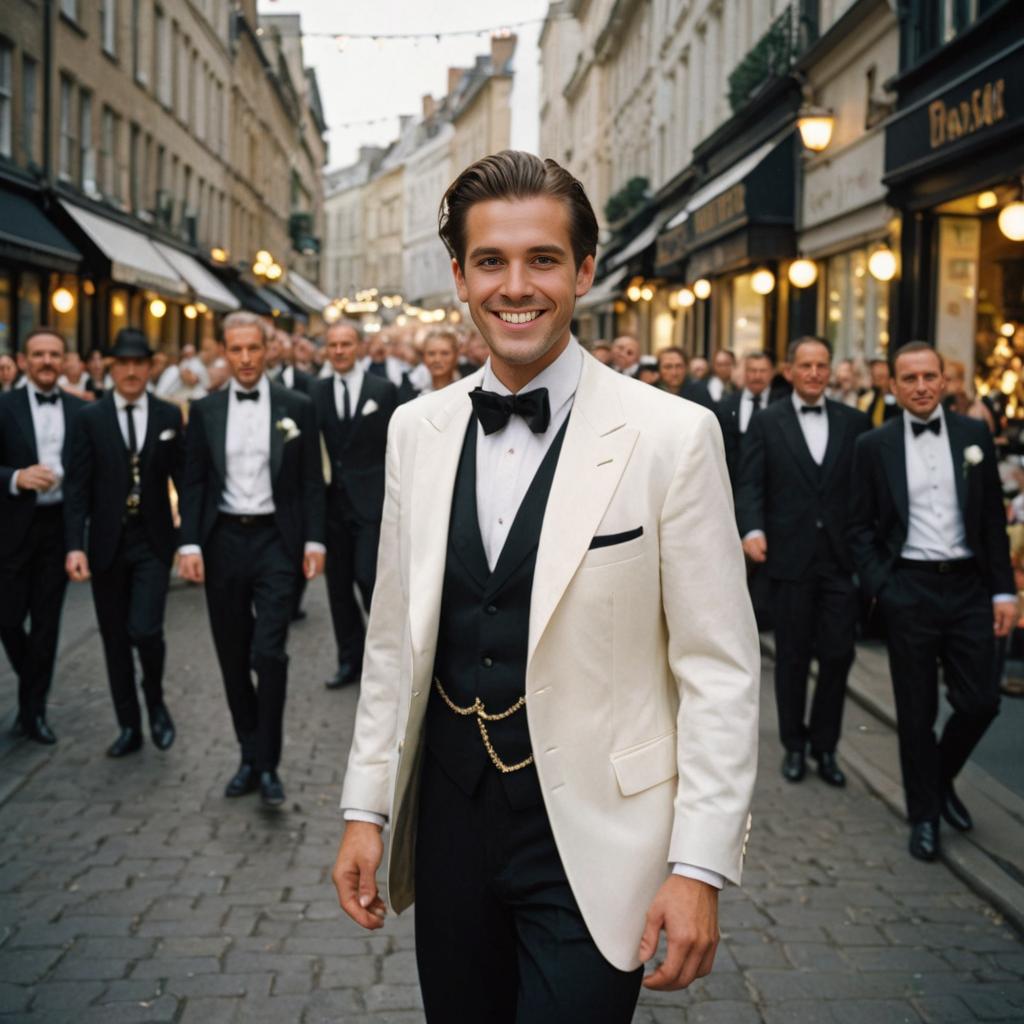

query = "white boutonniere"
(963, 444), (984, 473)
(276, 417), (301, 442)
(361, 398), (379, 416)
(159, 428), (176, 442)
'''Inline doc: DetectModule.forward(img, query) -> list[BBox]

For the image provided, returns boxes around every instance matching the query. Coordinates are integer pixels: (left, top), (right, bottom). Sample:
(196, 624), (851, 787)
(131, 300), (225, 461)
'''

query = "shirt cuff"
(343, 808), (387, 828)
(9, 470), (20, 496)
(742, 530), (765, 543)
(177, 544), (202, 557)
(993, 594), (1017, 604)
(672, 863), (725, 889)
(304, 542), (327, 556)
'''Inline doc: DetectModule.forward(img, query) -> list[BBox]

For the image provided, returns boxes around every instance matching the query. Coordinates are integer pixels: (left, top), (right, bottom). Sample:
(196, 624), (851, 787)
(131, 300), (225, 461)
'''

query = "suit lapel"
(529, 356), (638, 664)
(777, 400), (820, 488)
(207, 391), (229, 483)
(820, 401), (843, 482)
(269, 384), (285, 483)
(944, 412), (969, 516)
(880, 417), (909, 525)
(12, 389), (38, 462)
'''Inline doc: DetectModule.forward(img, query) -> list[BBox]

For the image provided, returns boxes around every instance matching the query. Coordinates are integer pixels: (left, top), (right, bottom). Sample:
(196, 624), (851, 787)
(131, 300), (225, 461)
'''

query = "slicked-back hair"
(657, 346), (687, 365)
(22, 326), (67, 351)
(744, 350), (775, 366)
(891, 340), (943, 375)
(439, 150), (599, 271)
(787, 335), (833, 364)
(222, 310), (273, 344)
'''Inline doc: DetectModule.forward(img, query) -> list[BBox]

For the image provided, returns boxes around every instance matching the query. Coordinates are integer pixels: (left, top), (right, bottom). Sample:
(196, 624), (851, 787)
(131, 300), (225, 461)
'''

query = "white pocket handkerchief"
(362, 399), (379, 416)
(159, 428), (176, 441)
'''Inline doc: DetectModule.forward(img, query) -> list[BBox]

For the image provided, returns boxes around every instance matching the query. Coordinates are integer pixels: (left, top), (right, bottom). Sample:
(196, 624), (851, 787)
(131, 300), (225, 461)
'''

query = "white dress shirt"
(707, 376), (726, 403)
(793, 391), (828, 465)
(113, 390), (148, 451)
(345, 340), (724, 889)
(334, 365), (364, 420)
(901, 407), (970, 562)
(220, 376), (275, 516)
(738, 389), (766, 433)
(10, 387), (65, 504)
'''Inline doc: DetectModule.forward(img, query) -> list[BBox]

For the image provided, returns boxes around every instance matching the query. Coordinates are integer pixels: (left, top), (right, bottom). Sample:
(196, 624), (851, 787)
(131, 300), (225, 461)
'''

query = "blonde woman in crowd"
(420, 329), (461, 394)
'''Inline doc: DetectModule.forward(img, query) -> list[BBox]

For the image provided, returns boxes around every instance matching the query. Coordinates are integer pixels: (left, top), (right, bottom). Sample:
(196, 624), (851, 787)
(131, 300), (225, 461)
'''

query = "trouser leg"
(772, 577), (815, 751)
(808, 568), (858, 754)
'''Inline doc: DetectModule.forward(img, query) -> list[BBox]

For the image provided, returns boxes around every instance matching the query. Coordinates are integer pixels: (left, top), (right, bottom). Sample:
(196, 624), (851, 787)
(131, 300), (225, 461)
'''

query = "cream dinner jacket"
(340, 348), (760, 971)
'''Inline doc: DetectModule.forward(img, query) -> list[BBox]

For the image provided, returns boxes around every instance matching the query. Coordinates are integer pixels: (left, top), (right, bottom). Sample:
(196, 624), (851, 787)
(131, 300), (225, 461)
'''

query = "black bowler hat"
(109, 328), (154, 360)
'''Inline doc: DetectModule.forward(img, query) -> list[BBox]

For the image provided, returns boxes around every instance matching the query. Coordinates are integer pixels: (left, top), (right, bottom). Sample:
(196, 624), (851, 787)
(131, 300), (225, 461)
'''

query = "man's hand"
(332, 821), (387, 930)
(15, 465), (58, 493)
(66, 550), (90, 582)
(994, 598), (1018, 638)
(304, 549), (326, 580)
(639, 875), (719, 991)
(178, 552), (205, 583)
(742, 534), (767, 563)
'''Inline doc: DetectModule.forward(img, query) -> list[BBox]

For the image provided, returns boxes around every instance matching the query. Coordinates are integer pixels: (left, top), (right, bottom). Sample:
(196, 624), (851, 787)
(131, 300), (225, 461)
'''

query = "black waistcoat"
(425, 413), (569, 810)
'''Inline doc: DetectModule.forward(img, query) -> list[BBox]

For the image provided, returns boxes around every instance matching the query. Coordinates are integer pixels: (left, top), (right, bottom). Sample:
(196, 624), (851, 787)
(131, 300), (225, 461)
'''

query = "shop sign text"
(929, 79), (1006, 150)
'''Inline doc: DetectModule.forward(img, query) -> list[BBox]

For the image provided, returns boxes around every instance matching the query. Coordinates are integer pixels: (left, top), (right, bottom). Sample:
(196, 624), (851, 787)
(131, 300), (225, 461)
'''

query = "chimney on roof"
(490, 33), (517, 71)
(422, 94), (436, 120)
(447, 67), (465, 97)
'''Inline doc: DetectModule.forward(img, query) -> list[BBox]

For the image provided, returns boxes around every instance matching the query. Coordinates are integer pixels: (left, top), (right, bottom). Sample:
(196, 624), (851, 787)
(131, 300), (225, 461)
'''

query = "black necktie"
(750, 394), (763, 416)
(800, 405), (823, 415)
(469, 387), (551, 435)
(911, 418), (941, 437)
(35, 392), (59, 405)
(125, 404), (138, 455)
(236, 389), (259, 403)
(339, 378), (351, 422)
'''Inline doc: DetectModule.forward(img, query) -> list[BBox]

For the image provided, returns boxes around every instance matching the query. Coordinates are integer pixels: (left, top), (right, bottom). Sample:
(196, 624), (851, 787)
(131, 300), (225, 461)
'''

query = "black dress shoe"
(107, 727), (143, 758)
(22, 715), (57, 745)
(325, 663), (360, 689)
(225, 762), (259, 798)
(811, 750), (847, 788)
(149, 705), (176, 751)
(909, 819), (940, 861)
(781, 749), (806, 782)
(259, 770), (286, 807)
(941, 782), (973, 832)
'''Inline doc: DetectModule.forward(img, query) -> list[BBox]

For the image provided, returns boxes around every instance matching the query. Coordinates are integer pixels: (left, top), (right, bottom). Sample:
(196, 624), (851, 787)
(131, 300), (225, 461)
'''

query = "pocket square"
(361, 399), (379, 416)
(159, 428), (176, 441)
(589, 526), (643, 550)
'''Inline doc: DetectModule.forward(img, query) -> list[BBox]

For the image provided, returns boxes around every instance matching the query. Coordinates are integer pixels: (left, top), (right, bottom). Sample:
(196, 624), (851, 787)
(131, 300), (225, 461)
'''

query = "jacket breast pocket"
(580, 527), (645, 569)
(610, 731), (678, 796)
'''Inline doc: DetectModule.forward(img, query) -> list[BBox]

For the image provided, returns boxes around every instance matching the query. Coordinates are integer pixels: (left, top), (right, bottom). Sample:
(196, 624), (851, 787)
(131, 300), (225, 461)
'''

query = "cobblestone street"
(0, 580), (1022, 1023)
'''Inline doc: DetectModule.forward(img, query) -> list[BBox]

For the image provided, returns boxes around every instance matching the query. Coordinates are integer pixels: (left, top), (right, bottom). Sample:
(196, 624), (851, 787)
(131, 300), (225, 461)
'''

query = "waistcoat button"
(481, 656), (493, 668)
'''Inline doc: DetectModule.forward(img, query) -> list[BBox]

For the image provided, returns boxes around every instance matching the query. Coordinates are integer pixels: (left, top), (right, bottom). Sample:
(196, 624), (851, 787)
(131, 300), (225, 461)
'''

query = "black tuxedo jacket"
(717, 391), (775, 484)
(179, 382), (326, 563)
(63, 394), (185, 571)
(736, 398), (870, 580)
(654, 378), (714, 410)
(847, 411), (1013, 599)
(0, 388), (85, 559)
(313, 372), (399, 525)
(276, 366), (313, 395)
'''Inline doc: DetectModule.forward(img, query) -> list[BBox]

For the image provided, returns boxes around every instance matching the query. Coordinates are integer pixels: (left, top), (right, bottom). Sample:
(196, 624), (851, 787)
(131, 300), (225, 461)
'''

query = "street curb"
(760, 634), (1024, 935)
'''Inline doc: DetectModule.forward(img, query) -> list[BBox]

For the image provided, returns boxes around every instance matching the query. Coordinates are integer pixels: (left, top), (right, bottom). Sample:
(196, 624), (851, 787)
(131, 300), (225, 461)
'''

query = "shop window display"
(824, 248), (889, 362)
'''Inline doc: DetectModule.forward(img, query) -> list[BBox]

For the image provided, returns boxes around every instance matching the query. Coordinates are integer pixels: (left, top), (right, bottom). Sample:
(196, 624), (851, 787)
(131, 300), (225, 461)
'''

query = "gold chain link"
(433, 677), (534, 774)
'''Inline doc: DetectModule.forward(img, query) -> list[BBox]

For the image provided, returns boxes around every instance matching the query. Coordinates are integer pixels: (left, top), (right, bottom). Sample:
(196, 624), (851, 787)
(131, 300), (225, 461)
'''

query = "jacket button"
(485, 604), (498, 615)
(481, 656), (493, 668)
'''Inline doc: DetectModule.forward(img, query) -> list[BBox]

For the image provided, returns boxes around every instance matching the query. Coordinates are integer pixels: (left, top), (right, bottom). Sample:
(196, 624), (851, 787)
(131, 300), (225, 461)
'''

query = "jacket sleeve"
(178, 403), (208, 549)
(62, 411), (93, 553)
(299, 395), (326, 545)
(846, 432), (890, 598)
(976, 427), (1014, 596)
(734, 411), (766, 536)
(660, 410), (759, 884)
(168, 406), (186, 495)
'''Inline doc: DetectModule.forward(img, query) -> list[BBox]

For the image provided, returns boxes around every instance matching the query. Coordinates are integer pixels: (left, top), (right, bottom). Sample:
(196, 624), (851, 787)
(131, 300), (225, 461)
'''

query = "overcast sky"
(256, 0), (548, 170)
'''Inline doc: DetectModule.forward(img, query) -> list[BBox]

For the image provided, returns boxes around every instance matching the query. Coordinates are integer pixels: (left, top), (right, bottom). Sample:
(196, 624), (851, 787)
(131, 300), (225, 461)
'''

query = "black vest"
(425, 414), (569, 810)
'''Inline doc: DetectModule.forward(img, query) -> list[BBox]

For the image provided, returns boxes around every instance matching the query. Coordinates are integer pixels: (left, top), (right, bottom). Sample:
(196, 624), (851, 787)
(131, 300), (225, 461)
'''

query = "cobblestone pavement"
(1, 581), (1022, 1023)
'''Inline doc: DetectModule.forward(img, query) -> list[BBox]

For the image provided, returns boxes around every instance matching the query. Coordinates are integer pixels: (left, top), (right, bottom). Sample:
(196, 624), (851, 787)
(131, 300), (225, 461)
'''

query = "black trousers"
(879, 565), (999, 823)
(0, 505), (68, 721)
(771, 548), (858, 754)
(90, 518), (170, 730)
(325, 506), (378, 667)
(414, 751), (643, 1024)
(203, 517), (297, 772)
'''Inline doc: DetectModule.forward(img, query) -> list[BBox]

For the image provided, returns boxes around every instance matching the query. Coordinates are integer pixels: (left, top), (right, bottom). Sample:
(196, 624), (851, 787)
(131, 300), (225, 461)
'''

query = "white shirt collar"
(335, 364), (363, 385)
(230, 374), (269, 400)
(113, 389), (148, 411)
(792, 391), (825, 413)
(905, 404), (945, 431)
(31, 384), (59, 400)
(481, 337), (583, 409)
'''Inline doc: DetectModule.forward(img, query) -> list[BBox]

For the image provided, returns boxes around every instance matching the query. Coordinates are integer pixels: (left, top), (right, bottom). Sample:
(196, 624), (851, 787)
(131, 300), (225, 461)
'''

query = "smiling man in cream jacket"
(332, 151), (759, 1024)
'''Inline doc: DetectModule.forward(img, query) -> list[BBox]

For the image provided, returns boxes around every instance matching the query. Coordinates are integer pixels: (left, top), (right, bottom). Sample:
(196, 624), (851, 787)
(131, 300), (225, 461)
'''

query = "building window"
(80, 90), (95, 192)
(0, 43), (11, 159)
(155, 10), (170, 106)
(176, 35), (189, 122)
(129, 122), (141, 211)
(101, 105), (122, 201)
(21, 55), (38, 164)
(101, 0), (117, 57)
(824, 248), (889, 362)
(58, 75), (75, 179)
(132, 0), (150, 84)
(60, 0), (79, 22)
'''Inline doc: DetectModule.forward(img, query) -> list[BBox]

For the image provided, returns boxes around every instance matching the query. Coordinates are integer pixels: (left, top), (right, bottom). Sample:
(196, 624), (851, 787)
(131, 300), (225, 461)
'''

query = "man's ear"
(575, 254), (596, 297)
(452, 258), (469, 303)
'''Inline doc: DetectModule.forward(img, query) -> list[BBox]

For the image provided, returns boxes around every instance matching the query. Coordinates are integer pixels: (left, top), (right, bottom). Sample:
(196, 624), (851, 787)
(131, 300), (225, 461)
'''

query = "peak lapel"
(880, 417), (909, 524)
(528, 357), (638, 664)
(820, 401), (843, 482)
(777, 400), (821, 488)
(207, 391), (229, 483)
(269, 385), (285, 483)
(944, 412), (970, 516)
(11, 389), (38, 462)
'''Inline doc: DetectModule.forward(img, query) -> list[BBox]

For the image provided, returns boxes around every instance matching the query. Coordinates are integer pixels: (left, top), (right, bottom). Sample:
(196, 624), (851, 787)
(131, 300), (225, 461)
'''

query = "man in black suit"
(737, 336), (870, 786)
(64, 329), (184, 757)
(0, 328), (85, 743)
(653, 347), (713, 409)
(848, 342), (1015, 861)
(858, 356), (900, 428)
(178, 311), (326, 806)
(718, 351), (774, 485)
(314, 321), (399, 689)
(267, 329), (313, 395)
(706, 349), (737, 404)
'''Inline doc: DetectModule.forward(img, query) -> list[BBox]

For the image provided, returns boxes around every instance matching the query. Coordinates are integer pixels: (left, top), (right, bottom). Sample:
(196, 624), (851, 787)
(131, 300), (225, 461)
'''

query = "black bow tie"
(800, 405), (823, 415)
(911, 418), (941, 437)
(35, 392), (59, 405)
(469, 386), (551, 435)
(235, 389), (259, 403)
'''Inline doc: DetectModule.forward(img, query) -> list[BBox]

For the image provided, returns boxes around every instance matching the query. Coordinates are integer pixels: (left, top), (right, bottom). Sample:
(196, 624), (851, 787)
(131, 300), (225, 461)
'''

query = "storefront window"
(0, 272), (11, 354)
(17, 272), (42, 345)
(935, 217), (980, 378)
(730, 273), (766, 357)
(48, 273), (80, 353)
(824, 248), (889, 363)
(109, 288), (130, 341)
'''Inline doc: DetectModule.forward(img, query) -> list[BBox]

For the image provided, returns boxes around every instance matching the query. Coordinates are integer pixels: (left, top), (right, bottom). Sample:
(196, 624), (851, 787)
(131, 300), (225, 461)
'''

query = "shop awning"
(284, 270), (331, 314)
(605, 207), (679, 272)
(222, 277), (274, 316)
(0, 187), (82, 272)
(60, 200), (186, 295)
(260, 284), (308, 322)
(575, 267), (629, 311)
(152, 242), (239, 312)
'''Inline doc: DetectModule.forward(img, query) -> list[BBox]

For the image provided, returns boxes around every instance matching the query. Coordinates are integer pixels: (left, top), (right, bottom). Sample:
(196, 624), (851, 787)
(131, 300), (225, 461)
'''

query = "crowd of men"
(0, 316), (1016, 859)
